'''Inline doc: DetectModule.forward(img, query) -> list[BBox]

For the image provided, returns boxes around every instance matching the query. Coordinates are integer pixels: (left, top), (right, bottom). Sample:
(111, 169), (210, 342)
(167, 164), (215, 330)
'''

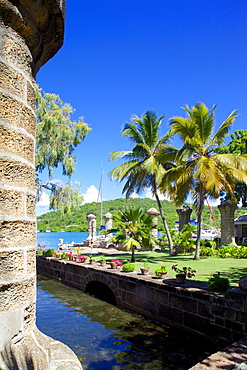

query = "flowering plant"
(79, 255), (88, 260)
(111, 259), (123, 267)
(172, 264), (196, 278)
(66, 252), (73, 257)
(37, 244), (46, 250)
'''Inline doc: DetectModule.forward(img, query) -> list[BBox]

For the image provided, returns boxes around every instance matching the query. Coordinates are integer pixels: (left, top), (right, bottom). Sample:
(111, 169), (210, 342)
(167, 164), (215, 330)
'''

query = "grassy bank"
(102, 250), (247, 286)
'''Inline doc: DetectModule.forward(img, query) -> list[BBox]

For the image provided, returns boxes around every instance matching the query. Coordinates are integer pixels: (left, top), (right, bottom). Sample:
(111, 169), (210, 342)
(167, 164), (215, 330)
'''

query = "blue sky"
(36, 0), (247, 215)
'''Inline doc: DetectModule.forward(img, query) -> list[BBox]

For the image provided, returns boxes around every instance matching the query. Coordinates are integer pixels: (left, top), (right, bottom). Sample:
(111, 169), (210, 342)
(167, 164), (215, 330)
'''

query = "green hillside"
(37, 198), (227, 232)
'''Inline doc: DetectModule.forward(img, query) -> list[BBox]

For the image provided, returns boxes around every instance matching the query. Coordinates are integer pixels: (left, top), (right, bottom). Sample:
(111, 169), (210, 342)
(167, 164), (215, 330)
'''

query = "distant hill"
(37, 197), (231, 232)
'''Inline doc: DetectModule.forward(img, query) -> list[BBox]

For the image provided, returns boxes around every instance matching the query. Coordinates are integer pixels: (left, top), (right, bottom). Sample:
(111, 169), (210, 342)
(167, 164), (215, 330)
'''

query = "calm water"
(37, 231), (88, 250)
(36, 233), (218, 369)
(37, 276), (217, 370)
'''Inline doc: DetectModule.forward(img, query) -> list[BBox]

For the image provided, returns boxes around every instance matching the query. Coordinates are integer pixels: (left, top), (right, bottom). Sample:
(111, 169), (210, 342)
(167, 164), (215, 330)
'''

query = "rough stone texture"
(0, 158), (35, 190)
(189, 337), (247, 369)
(0, 188), (24, 216)
(0, 221), (36, 248)
(0, 126), (34, 163)
(176, 205), (192, 231)
(26, 194), (36, 218)
(26, 247), (36, 274)
(37, 257), (247, 345)
(0, 61), (25, 98)
(0, 93), (36, 136)
(23, 301), (36, 331)
(1, 33), (33, 77)
(0, 327), (82, 370)
(26, 79), (36, 107)
(218, 201), (237, 245)
(0, 249), (25, 280)
(0, 276), (36, 311)
(0, 0), (65, 74)
(0, 1), (83, 368)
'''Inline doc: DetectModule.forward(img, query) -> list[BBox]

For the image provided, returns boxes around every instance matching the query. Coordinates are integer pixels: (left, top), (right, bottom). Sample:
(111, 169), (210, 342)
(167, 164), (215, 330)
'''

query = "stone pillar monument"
(218, 200), (237, 245)
(87, 214), (97, 241)
(103, 212), (113, 238)
(146, 207), (160, 239)
(0, 1), (81, 368)
(176, 205), (192, 231)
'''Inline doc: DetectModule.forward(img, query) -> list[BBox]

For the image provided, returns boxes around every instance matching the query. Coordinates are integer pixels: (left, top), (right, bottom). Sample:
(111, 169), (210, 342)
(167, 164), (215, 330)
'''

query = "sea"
(37, 231), (88, 250)
(36, 232), (218, 369)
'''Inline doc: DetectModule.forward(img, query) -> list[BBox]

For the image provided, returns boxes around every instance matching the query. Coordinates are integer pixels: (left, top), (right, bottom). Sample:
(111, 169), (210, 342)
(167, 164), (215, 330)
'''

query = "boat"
(200, 229), (220, 240)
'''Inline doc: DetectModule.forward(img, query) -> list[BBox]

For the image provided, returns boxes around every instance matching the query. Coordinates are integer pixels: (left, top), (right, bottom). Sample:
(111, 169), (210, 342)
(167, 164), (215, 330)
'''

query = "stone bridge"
(37, 256), (247, 349)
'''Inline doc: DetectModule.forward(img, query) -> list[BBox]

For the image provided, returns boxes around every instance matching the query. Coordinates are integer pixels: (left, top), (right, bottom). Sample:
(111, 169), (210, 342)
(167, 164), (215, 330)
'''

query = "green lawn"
(103, 250), (247, 286)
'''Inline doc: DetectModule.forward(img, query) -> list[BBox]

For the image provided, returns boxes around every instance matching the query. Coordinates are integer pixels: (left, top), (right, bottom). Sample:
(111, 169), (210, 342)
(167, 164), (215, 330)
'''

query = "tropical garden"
(36, 90), (247, 286)
(109, 103), (247, 260)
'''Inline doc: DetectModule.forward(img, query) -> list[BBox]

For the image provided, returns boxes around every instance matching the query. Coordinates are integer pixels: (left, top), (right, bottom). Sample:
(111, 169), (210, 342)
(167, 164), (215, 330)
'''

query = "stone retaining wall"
(37, 256), (247, 347)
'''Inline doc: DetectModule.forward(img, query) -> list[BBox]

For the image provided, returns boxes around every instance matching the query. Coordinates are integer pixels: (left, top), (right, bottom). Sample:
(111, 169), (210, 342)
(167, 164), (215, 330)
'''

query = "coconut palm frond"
(109, 150), (134, 162)
(211, 110), (239, 147)
(191, 102), (215, 143)
(169, 117), (196, 141)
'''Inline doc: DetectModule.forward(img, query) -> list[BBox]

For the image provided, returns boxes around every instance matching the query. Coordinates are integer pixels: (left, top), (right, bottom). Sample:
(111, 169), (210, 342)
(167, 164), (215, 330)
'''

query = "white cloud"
(129, 192), (139, 199)
(36, 192), (50, 216)
(36, 192), (50, 207)
(145, 188), (170, 201)
(82, 185), (101, 204)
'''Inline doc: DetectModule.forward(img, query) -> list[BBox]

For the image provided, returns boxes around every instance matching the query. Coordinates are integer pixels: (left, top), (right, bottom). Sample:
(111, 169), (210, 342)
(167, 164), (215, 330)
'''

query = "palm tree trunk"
(194, 192), (204, 260)
(154, 190), (174, 256)
(131, 246), (135, 262)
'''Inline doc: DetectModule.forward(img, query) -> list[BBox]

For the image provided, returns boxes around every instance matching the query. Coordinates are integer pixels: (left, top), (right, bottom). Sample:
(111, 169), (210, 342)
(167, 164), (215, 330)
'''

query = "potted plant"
(172, 264), (196, 284)
(88, 254), (95, 264)
(109, 259), (123, 269)
(155, 265), (167, 279)
(79, 255), (88, 263)
(140, 262), (150, 275)
(99, 255), (106, 266)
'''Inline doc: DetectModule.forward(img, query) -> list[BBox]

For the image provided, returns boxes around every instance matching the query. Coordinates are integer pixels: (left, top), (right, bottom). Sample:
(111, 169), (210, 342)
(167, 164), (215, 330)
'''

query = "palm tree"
(109, 207), (158, 262)
(161, 102), (247, 260)
(109, 111), (176, 255)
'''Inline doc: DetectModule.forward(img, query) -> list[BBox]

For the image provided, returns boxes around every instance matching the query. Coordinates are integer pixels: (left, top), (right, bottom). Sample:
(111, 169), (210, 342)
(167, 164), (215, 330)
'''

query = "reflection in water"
(37, 275), (218, 370)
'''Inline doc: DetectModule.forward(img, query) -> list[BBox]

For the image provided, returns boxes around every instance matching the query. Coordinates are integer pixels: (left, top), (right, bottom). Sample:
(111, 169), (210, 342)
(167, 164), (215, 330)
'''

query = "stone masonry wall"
(0, 1), (82, 368)
(37, 256), (247, 347)
(0, 19), (37, 350)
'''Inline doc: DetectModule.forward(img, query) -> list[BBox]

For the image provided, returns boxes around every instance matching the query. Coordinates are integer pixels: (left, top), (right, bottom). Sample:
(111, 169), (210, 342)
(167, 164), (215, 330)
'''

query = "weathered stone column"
(0, 1), (81, 368)
(176, 205), (192, 231)
(103, 212), (112, 238)
(146, 207), (160, 239)
(87, 214), (97, 241)
(218, 200), (237, 245)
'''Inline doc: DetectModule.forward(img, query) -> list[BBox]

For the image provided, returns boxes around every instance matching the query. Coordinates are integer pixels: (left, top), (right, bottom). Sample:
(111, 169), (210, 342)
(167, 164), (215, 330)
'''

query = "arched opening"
(85, 281), (117, 305)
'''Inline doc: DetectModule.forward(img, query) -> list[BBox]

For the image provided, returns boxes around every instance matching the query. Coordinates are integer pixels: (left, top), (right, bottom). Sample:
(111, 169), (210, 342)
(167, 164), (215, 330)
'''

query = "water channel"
(37, 275), (219, 370)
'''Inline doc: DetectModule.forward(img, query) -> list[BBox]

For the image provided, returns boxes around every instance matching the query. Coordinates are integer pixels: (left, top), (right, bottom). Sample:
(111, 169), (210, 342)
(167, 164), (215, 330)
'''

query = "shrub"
(122, 263), (136, 272)
(214, 246), (234, 258)
(44, 249), (55, 257)
(200, 246), (214, 256)
(155, 265), (168, 278)
(61, 252), (68, 260)
(208, 272), (230, 292)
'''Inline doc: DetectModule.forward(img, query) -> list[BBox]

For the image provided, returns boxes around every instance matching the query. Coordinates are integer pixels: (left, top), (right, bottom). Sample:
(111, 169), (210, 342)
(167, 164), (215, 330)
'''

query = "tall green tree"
(109, 111), (176, 255)
(109, 207), (158, 262)
(218, 130), (247, 206)
(36, 85), (91, 214)
(162, 102), (247, 260)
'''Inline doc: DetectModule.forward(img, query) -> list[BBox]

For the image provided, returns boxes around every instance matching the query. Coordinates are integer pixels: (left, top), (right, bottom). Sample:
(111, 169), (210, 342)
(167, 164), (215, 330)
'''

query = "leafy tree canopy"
(218, 129), (247, 206)
(36, 85), (91, 213)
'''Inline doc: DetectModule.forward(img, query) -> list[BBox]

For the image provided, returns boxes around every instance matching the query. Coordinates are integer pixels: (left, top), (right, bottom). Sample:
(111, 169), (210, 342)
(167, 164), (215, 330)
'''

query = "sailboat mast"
(100, 168), (103, 227)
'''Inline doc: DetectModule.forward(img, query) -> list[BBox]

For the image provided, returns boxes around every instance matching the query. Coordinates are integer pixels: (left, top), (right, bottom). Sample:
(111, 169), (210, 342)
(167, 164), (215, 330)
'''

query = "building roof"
(234, 214), (247, 223)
